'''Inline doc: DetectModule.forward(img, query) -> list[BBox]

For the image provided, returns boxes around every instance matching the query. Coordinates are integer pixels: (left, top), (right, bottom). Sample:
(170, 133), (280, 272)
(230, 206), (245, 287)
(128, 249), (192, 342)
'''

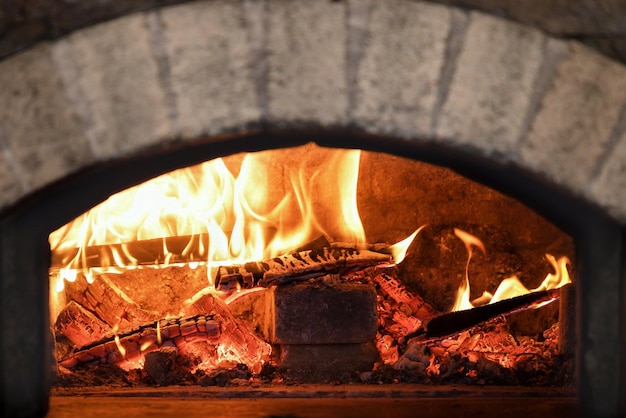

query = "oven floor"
(48, 384), (580, 418)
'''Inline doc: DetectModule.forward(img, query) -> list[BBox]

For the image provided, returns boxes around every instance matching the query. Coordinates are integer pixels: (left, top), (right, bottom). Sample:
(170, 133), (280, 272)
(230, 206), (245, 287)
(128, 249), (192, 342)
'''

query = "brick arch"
(0, 0), (624, 223)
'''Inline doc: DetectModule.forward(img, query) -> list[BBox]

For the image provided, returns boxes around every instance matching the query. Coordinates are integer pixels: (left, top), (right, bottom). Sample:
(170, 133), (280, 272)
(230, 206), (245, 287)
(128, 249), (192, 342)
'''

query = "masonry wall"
(0, 0), (624, 225)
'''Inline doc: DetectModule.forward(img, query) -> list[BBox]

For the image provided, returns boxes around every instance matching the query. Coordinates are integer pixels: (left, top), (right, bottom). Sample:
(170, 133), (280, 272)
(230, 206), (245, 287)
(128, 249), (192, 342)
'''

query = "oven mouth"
(0, 129), (623, 417)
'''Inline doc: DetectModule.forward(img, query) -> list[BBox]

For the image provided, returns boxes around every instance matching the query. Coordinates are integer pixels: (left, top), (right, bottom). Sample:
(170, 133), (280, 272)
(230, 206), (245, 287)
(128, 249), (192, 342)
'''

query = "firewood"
(50, 233), (211, 270)
(215, 246), (391, 290)
(54, 301), (110, 347)
(58, 314), (221, 369)
(374, 273), (439, 320)
(63, 275), (158, 331)
(182, 288), (272, 374)
(421, 286), (567, 339)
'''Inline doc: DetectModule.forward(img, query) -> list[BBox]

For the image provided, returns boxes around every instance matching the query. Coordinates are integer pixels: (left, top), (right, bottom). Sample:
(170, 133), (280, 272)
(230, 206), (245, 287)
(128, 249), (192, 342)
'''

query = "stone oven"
(0, 1), (624, 417)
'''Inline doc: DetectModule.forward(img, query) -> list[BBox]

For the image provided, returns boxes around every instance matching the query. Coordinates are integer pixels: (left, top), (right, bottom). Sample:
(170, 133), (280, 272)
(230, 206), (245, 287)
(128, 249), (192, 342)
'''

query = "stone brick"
(64, 12), (173, 159)
(589, 128), (626, 223)
(0, 44), (94, 192)
(0, 135), (24, 208)
(160, 1), (260, 138)
(436, 11), (545, 157)
(351, 0), (450, 138)
(266, 0), (348, 126)
(264, 280), (377, 345)
(520, 42), (626, 193)
(278, 342), (379, 382)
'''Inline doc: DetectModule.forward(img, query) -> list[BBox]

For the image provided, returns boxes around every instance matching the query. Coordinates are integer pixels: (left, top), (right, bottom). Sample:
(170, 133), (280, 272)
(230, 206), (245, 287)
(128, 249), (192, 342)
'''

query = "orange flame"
(452, 228), (486, 312)
(388, 224), (427, 265)
(49, 146), (369, 295)
(451, 229), (571, 311)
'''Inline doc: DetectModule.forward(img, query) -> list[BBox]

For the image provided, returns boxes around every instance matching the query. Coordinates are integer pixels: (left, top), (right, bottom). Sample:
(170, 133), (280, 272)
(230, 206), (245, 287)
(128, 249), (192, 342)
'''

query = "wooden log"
(50, 233), (212, 271)
(54, 301), (110, 347)
(374, 273), (439, 320)
(63, 275), (158, 331)
(215, 246), (391, 290)
(422, 286), (567, 339)
(58, 314), (221, 369)
(182, 288), (272, 374)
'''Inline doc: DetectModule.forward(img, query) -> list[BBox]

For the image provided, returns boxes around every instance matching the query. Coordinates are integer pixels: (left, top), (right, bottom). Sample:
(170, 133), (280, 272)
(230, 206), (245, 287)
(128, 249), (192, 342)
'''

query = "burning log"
(215, 246), (391, 290)
(58, 314), (221, 369)
(182, 288), (272, 373)
(421, 286), (567, 339)
(50, 233), (212, 271)
(62, 275), (158, 330)
(58, 288), (272, 374)
(54, 301), (110, 347)
(374, 273), (439, 320)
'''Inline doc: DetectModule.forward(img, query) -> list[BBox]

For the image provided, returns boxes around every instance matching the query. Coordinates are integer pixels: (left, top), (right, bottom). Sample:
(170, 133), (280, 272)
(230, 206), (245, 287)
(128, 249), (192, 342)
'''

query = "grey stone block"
(279, 342), (379, 382)
(0, 44), (94, 192)
(265, 280), (378, 345)
(65, 12), (173, 159)
(160, 1), (261, 138)
(589, 127), (626, 223)
(266, 0), (348, 126)
(520, 42), (626, 193)
(436, 11), (545, 158)
(0, 129), (24, 208)
(351, 0), (450, 138)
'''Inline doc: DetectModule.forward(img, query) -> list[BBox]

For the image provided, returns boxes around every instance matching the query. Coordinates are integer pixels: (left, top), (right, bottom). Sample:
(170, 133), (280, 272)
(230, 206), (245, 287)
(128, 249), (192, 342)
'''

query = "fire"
(388, 224), (427, 265)
(49, 146), (369, 293)
(451, 228), (571, 312)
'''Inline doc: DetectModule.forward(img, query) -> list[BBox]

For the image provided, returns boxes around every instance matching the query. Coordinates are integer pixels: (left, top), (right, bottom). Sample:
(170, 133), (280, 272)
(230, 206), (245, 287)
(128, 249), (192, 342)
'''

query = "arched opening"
(4, 130), (620, 416)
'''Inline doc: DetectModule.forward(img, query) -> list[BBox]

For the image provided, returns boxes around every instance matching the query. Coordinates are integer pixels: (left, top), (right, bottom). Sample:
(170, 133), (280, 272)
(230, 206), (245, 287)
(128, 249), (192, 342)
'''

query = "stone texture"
(520, 42), (626, 194)
(351, 0), (450, 138)
(3, 0), (626, 66)
(436, 11), (545, 157)
(278, 342), (379, 382)
(433, 0), (626, 35)
(0, 43), (93, 192)
(64, 12), (173, 159)
(589, 127), (626, 223)
(0, 130), (25, 208)
(160, 1), (260, 138)
(266, 0), (348, 126)
(264, 281), (377, 345)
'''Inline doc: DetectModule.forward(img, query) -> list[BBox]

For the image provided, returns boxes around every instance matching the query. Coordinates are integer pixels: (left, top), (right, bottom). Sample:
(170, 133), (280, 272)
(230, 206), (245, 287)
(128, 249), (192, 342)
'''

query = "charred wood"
(374, 273), (439, 320)
(182, 288), (272, 374)
(63, 275), (158, 330)
(422, 286), (567, 339)
(215, 247), (391, 290)
(58, 314), (221, 369)
(54, 301), (110, 347)
(50, 233), (212, 270)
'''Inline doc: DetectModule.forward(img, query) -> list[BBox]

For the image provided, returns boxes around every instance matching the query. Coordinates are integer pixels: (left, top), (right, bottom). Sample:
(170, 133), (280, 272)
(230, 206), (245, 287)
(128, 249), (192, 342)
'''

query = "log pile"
(53, 237), (572, 388)
(55, 279), (271, 375)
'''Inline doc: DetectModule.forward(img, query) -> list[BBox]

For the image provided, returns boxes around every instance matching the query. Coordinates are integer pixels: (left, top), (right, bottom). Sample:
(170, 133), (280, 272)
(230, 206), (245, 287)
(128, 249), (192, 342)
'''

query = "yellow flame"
(452, 228), (486, 311)
(388, 224), (427, 264)
(112, 324), (126, 357)
(49, 145), (369, 294)
(451, 228), (572, 311)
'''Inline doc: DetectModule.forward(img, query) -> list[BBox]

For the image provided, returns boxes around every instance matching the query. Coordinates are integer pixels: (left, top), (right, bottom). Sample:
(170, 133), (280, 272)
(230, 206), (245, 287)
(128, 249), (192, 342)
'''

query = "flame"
(112, 325), (126, 357)
(452, 228), (487, 312)
(49, 145), (369, 295)
(388, 224), (427, 265)
(451, 229), (572, 312)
